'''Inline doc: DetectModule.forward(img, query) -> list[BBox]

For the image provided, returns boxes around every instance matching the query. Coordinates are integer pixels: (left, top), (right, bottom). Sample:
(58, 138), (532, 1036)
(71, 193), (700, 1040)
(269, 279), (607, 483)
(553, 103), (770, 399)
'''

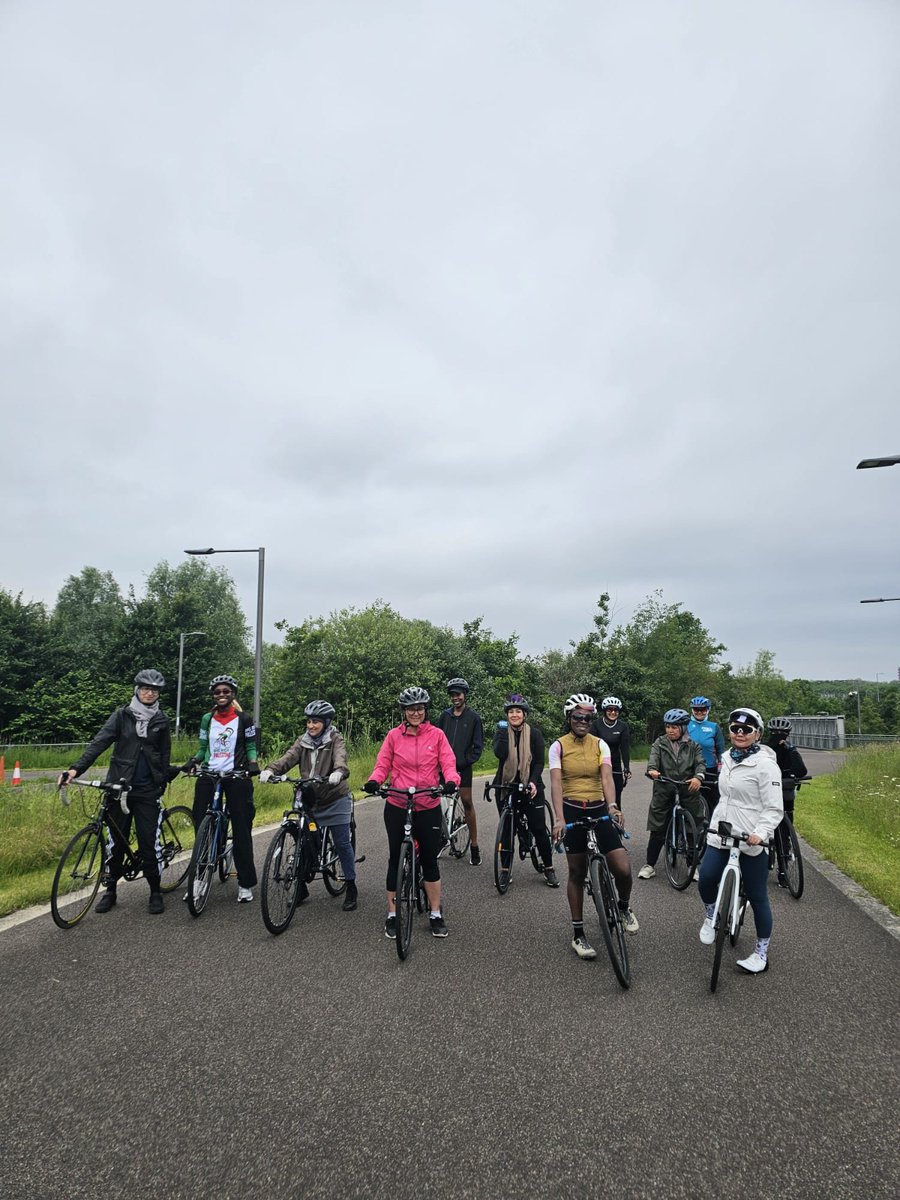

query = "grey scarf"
(129, 693), (159, 738)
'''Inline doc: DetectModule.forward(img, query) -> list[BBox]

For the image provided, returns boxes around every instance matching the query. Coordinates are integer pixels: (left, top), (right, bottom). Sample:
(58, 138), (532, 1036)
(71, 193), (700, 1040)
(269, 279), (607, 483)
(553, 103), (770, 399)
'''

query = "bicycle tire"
(783, 819), (804, 899)
(493, 808), (515, 894)
(730, 895), (748, 947)
(395, 839), (416, 961)
(217, 819), (232, 883)
(447, 795), (471, 859)
(187, 814), (217, 917)
(158, 806), (195, 892)
(51, 825), (105, 929)
(664, 808), (698, 891)
(711, 871), (735, 993)
(321, 825), (350, 896)
(528, 800), (553, 873)
(261, 824), (302, 935)
(588, 856), (630, 989)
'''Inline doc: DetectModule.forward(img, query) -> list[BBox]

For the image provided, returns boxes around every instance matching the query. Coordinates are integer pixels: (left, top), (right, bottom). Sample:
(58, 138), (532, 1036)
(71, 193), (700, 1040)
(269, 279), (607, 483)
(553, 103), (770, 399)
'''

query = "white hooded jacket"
(707, 743), (784, 856)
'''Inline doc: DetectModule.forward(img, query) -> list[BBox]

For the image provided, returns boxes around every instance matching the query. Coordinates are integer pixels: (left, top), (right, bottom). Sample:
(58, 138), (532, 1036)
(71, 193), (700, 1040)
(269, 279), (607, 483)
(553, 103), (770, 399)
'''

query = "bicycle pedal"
(355, 855), (366, 863)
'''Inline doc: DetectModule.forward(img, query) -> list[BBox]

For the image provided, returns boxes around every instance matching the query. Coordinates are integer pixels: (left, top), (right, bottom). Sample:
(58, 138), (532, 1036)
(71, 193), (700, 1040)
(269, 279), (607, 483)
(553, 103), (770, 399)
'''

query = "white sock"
(705, 904), (715, 920)
(756, 937), (770, 959)
(430, 910), (441, 919)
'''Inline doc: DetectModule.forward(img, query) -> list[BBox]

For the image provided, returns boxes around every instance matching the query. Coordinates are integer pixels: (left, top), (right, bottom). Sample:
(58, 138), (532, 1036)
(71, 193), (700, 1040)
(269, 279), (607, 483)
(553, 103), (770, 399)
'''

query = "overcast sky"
(2, 1), (899, 684)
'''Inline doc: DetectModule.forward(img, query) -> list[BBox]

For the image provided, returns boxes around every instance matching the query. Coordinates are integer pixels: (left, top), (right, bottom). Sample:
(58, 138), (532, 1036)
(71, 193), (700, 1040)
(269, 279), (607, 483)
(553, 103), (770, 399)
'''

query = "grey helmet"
(134, 668), (166, 691)
(663, 708), (690, 726)
(504, 694), (529, 713)
(399, 686), (431, 708)
(305, 700), (336, 721)
(446, 677), (470, 694)
(210, 674), (238, 693)
(768, 716), (792, 733)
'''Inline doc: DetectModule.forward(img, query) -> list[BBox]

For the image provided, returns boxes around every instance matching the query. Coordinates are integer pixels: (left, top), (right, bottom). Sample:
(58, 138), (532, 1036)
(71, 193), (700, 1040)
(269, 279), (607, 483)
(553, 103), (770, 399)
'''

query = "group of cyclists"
(58, 672), (807, 977)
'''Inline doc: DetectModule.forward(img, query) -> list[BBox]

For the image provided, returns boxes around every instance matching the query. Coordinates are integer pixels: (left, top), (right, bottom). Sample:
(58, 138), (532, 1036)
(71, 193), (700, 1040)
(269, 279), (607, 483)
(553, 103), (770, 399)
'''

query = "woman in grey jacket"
(697, 707), (783, 974)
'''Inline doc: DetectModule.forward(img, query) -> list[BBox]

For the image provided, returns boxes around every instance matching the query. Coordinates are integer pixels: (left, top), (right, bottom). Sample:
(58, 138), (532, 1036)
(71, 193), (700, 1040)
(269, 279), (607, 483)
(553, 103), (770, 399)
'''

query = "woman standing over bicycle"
(363, 687), (459, 940)
(492, 694), (558, 887)
(260, 700), (358, 912)
(590, 696), (631, 809)
(549, 694), (638, 959)
(185, 675), (260, 903)
(698, 708), (783, 974)
(639, 709), (707, 880)
(58, 669), (173, 915)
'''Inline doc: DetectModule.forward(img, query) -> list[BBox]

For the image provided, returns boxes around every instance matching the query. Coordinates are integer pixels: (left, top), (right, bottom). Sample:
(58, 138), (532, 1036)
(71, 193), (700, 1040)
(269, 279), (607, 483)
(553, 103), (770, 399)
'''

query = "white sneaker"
(699, 918), (715, 945)
(237, 886), (254, 903)
(571, 934), (597, 960)
(737, 952), (769, 974)
(637, 864), (656, 880)
(622, 907), (639, 934)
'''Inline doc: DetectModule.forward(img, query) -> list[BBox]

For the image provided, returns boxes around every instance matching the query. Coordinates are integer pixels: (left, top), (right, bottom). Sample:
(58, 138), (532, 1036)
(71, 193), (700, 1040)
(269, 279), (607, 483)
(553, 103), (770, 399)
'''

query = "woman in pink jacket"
(364, 686), (460, 940)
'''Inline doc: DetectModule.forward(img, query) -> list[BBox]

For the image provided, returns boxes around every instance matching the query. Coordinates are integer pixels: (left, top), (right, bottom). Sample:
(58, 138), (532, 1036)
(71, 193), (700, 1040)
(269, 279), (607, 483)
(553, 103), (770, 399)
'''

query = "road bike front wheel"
(710, 871), (735, 993)
(261, 824), (302, 935)
(187, 815), (217, 917)
(493, 808), (515, 894)
(447, 795), (471, 859)
(588, 856), (630, 989)
(51, 825), (105, 929)
(781, 820), (804, 899)
(664, 808), (698, 891)
(158, 805), (195, 892)
(321, 825), (350, 896)
(395, 839), (416, 961)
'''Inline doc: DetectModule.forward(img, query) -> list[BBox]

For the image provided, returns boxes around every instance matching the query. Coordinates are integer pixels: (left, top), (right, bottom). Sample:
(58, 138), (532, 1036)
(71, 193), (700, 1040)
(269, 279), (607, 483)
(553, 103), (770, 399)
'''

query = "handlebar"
(265, 774), (323, 786)
(483, 781), (531, 799)
(563, 814), (631, 839)
(715, 819), (770, 849)
(58, 776), (131, 814)
(192, 767), (252, 780)
(378, 785), (443, 799)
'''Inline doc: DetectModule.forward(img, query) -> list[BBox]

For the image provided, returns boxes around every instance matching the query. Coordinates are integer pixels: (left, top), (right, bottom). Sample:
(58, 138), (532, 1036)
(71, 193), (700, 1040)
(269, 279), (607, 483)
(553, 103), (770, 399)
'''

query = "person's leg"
(329, 820), (356, 882)
(605, 847), (632, 906)
(737, 850), (773, 970)
(525, 797), (553, 866)
(130, 790), (163, 893)
(383, 802), (404, 916)
(226, 778), (257, 889)
(192, 776), (213, 829)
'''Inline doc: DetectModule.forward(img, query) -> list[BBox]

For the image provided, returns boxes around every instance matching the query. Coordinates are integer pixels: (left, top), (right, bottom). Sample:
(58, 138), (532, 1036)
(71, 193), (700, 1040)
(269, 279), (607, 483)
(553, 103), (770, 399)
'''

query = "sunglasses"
(692, 707), (708, 713)
(569, 713), (593, 723)
(212, 689), (234, 697)
(729, 722), (757, 735)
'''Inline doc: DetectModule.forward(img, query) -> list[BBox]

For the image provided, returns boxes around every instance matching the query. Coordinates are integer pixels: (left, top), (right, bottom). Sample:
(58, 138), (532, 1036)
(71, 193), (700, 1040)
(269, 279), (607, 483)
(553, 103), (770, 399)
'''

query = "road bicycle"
(708, 820), (770, 993)
(483, 780), (553, 894)
(185, 768), (250, 917)
(651, 774), (704, 891)
(438, 789), (471, 860)
(380, 785), (442, 961)
(563, 813), (631, 990)
(51, 778), (194, 929)
(259, 775), (364, 935)
(769, 775), (809, 899)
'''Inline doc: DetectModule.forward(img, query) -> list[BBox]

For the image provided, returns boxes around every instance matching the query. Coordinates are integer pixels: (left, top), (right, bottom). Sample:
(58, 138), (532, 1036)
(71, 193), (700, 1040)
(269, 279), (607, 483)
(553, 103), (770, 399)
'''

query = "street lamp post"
(175, 630), (205, 735)
(856, 455), (900, 469)
(184, 547), (265, 727)
(876, 672), (884, 703)
(848, 690), (862, 736)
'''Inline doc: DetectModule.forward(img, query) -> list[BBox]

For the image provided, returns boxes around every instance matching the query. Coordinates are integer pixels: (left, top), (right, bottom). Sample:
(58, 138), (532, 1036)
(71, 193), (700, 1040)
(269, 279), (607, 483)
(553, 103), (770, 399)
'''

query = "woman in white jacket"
(697, 708), (783, 974)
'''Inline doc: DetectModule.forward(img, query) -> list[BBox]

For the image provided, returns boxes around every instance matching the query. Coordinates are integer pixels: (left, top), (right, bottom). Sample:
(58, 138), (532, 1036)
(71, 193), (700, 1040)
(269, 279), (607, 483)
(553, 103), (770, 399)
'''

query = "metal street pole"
(876, 672), (884, 703)
(175, 630), (205, 734)
(184, 547), (265, 727)
(848, 689), (862, 736)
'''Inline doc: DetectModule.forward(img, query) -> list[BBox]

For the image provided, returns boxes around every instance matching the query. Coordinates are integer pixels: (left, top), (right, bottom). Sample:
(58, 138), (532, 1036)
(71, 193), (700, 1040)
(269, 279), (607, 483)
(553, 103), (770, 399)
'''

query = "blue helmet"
(664, 708), (690, 726)
(690, 696), (711, 710)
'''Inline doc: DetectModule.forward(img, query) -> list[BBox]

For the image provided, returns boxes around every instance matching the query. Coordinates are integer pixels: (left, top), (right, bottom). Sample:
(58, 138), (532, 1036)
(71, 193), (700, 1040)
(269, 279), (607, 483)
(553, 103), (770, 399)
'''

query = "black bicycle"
(769, 775), (809, 899)
(380, 785), (441, 961)
(564, 813), (631, 989)
(651, 775), (704, 891)
(259, 775), (363, 935)
(51, 779), (194, 929)
(184, 768), (250, 917)
(484, 780), (552, 894)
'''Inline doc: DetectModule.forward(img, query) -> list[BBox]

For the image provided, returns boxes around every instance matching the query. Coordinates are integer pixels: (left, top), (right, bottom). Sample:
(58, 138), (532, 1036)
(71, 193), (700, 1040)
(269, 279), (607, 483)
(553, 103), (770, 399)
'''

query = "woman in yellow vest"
(549, 694), (638, 959)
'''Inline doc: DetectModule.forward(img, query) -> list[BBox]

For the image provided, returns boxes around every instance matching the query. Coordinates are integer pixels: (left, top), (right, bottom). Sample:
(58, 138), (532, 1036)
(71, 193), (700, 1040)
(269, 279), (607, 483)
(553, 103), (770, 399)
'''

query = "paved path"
(1, 752), (897, 1199)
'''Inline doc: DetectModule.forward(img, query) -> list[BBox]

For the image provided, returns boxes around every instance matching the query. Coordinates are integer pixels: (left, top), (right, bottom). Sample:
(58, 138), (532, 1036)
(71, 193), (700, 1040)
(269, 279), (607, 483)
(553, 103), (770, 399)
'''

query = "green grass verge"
(794, 744), (900, 915)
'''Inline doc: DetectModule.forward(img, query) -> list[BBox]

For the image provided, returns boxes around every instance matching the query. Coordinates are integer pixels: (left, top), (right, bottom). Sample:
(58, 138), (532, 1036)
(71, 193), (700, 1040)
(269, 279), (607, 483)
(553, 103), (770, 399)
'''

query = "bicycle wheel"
(588, 857), (630, 989)
(157, 806), (195, 892)
(528, 801), (553, 873)
(447, 795), (471, 859)
(187, 815), (217, 917)
(395, 839), (416, 961)
(321, 825), (350, 896)
(51, 825), (105, 929)
(493, 808), (515, 894)
(782, 820), (804, 899)
(730, 893), (748, 947)
(261, 824), (302, 935)
(217, 819), (232, 883)
(710, 871), (735, 993)
(664, 808), (698, 891)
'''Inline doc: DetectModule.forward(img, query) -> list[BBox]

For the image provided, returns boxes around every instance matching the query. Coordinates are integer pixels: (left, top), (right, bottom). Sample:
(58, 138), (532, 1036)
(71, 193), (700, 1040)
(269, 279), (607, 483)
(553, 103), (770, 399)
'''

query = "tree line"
(1, 569), (897, 748)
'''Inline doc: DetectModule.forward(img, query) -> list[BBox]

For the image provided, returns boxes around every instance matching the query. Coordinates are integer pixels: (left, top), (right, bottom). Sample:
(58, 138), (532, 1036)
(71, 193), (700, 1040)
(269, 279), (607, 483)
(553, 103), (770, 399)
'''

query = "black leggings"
(193, 775), (258, 889)
(494, 795), (553, 866)
(384, 802), (443, 887)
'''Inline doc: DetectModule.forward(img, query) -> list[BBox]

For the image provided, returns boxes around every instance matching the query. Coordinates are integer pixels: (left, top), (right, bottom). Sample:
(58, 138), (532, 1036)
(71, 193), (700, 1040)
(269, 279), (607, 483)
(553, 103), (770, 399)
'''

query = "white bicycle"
(708, 820), (770, 993)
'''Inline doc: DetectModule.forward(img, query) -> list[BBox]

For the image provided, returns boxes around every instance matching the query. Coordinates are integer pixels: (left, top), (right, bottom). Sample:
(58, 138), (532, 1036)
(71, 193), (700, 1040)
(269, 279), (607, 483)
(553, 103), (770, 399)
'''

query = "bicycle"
(185, 768), (250, 917)
(708, 820), (770, 993)
(439, 789), (471, 860)
(769, 774), (809, 899)
(51, 778), (194, 929)
(484, 780), (553, 894)
(259, 775), (364, 935)
(563, 813), (631, 990)
(380, 785), (442, 961)
(650, 774), (703, 891)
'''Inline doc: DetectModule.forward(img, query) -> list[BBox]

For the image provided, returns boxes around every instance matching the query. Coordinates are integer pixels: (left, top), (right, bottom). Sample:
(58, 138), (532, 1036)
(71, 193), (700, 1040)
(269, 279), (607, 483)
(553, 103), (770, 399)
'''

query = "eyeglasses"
(404, 705), (426, 713)
(569, 713), (593, 723)
(729, 723), (757, 735)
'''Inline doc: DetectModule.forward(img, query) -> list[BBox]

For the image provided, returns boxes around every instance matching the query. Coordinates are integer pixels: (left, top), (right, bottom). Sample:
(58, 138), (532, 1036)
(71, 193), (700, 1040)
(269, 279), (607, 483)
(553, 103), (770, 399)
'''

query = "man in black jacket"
(436, 678), (484, 865)
(59, 669), (173, 915)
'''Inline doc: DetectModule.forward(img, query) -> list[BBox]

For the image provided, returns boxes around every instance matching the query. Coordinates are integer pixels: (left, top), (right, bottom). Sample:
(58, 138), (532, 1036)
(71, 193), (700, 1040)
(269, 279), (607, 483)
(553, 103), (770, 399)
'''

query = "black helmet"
(399, 686), (431, 708)
(305, 700), (335, 720)
(210, 675), (238, 693)
(504, 694), (529, 713)
(447, 677), (469, 694)
(134, 669), (166, 690)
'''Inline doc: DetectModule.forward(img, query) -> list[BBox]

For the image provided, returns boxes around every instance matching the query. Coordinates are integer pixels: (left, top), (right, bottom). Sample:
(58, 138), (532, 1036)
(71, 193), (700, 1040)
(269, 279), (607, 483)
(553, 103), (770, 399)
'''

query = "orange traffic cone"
(11, 761), (21, 786)
(0, 756), (4, 784)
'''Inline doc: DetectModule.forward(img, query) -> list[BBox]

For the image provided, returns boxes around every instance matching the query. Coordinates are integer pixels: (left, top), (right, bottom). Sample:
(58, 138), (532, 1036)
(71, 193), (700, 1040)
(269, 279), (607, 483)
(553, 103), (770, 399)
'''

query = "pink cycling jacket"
(368, 722), (460, 810)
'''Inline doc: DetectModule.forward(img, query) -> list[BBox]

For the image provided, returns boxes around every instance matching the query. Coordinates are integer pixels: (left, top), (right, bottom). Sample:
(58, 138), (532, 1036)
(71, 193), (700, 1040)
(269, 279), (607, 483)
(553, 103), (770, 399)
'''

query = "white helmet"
(729, 707), (764, 732)
(601, 696), (622, 710)
(564, 693), (596, 715)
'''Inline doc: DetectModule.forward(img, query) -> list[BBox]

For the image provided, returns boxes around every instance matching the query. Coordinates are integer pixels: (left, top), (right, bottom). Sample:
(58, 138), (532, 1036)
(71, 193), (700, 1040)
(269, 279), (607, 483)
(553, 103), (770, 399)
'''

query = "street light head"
(856, 455), (900, 469)
(860, 598), (900, 604)
(184, 548), (216, 555)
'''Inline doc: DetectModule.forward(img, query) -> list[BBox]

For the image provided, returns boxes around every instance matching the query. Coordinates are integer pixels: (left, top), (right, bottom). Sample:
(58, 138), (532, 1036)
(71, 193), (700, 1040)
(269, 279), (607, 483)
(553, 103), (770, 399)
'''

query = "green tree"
(7, 670), (125, 742)
(52, 567), (125, 678)
(0, 590), (51, 733)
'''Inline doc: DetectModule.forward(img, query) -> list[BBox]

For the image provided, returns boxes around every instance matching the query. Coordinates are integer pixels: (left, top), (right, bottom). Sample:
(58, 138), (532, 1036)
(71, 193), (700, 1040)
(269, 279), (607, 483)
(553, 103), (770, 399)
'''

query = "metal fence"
(787, 715), (847, 750)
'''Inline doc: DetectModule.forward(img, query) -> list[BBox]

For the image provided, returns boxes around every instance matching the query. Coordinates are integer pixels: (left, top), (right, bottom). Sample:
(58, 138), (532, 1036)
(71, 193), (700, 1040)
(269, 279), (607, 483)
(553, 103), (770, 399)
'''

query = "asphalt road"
(1, 752), (897, 1200)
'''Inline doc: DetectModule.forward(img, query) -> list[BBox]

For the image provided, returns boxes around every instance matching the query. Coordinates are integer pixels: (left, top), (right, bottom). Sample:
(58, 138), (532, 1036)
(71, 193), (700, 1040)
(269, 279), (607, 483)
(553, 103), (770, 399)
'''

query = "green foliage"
(6, 671), (126, 742)
(0, 590), (52, 732)
(52, 567), (126, 679)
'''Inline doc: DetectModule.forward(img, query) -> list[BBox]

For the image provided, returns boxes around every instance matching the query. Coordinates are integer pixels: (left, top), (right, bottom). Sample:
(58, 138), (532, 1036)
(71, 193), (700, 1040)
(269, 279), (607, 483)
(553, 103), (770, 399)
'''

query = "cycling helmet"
(564, 693), (596, 715)
(504, 694), (530, 713)
(690, 696), (711, 710)
(304, 700), (335, 720)
(663, 708), (690, 726)
(210, 674), (238, 694)
(134, 668), (166, 690)
(729, 708), (763, 731)
(446, 677), (470, 694)
(768, 716), (792, 732)
(601, 696), (622, 711)
(399, 686), (431, 708)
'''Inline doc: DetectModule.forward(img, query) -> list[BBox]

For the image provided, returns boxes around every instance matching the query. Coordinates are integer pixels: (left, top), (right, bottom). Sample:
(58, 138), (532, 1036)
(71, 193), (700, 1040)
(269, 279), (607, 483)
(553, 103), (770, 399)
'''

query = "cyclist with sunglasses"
(687, 696), (725, 806)
(697, 708), (783, 974)
(549, 694), (638, 959)
(639, 708), (706, 880)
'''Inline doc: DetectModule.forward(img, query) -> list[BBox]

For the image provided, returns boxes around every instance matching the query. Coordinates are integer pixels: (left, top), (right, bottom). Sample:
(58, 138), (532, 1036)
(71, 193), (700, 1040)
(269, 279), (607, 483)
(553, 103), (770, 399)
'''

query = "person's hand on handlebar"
(647, 769), (660, 779)
(687, 776), (702, 793)
(363, 779), (380, 795)
(442, 780), (457, 796)
(527, 782), (537, 799)
(57, 769), (76, 788)
(746, 833), (763, 846)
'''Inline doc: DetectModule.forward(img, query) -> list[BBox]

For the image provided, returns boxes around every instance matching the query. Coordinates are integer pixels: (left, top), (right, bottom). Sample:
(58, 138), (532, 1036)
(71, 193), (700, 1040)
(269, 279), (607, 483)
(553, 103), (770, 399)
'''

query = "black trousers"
(104, 788), (164, 892)
(192, 775), (258, 888)
(494, 794), (553, 865)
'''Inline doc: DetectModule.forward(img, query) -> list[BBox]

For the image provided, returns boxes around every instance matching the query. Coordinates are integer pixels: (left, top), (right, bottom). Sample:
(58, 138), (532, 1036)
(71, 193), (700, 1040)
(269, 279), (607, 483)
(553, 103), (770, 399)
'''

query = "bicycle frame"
(379, 784), (441, 961)
(565, 813), (631, 989)
(63, 779), (161, 881)
(708, 820), (769, 992)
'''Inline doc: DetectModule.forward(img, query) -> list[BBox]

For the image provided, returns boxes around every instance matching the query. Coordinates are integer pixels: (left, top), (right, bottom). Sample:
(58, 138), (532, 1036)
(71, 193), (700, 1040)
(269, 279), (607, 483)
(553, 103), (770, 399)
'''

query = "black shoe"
(342, 881), (358, 912)
(469, 845), (481, 867)
(543, 866), (560, 888)
(95, 890), (117, 913)
(384, 914), (397, 940)
(518, 838), (528, 861)
(148, 892), (164, 915)
(298, 881), (310, 905)
(430, 913), (449, 938)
